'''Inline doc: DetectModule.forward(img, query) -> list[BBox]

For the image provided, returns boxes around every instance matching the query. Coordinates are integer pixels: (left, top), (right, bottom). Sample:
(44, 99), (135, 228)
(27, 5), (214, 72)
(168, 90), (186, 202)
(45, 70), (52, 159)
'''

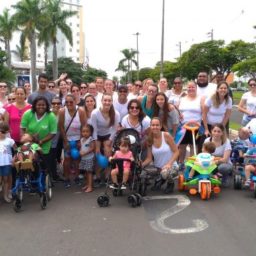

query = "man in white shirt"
(113, 85), (129, 121)
(196, 71), (217, 98)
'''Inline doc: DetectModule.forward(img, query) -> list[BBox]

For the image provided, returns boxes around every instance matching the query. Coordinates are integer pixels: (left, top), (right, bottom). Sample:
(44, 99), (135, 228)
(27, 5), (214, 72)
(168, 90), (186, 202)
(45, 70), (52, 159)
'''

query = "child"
(109, 137), (134, 189)
(188, 141), (216, 179)
(0, 122), (16, 203)
(16, 133), (41, 162)
(79, 124), (95, 193)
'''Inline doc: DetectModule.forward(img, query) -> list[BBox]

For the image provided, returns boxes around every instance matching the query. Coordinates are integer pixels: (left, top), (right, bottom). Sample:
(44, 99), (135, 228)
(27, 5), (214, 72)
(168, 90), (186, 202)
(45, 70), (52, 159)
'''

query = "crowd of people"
(0, 72), (255, 203)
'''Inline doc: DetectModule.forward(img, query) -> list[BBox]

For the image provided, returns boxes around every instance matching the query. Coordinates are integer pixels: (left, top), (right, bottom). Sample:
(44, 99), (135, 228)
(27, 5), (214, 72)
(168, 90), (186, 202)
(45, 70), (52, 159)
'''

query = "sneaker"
(121, 183), (127, 190)
(109, 183), (118, 189)
(4, 196), (11, 203)
(245, 179), (251, 187)
(64, 180), (71, 189)
(8, 190), (12, 200)
(74, 177), (82, 186)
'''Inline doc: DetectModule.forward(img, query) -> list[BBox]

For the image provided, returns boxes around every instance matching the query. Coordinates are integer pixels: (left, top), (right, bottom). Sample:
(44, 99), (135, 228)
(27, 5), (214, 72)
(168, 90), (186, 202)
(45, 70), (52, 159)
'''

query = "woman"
(203, 81), (232, 132)
(141, 78), (154, 96)
(152, 92), (179, 138)
(121, 99), (151, 141)
(204, 124), (233, 186)
(84, 94), (96, 124)
(90, 93), (120, 185)
(142, 117), (179, 193)
(138, 83), (158, 118)
(104, 79), (118, 101)
(59, 80), (68, 106)
(238, 78), (256, 126)
(0, 82), (8, 107)
(168, 77), (186, 106)
(58, 94), (86, 188)
(5, 87), (31, 144)
(71, 84), (85, 106)
(177, 81), (208, 165)
(21, 96), (57, 178)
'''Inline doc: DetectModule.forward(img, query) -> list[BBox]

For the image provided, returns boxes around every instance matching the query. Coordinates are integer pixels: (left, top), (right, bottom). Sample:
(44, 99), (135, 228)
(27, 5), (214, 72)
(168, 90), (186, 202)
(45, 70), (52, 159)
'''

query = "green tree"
(117, 49), (137, 82)
(11, 32), (28, 61)
(0, 48), (16, 84)
(83, 67), (107, 83)
(0, 8), (16, 68)
(13, 0), (46, 91)
(138, 67), (154, 81)
(39, 0), (76, 79)
(232, 58), (256, 78)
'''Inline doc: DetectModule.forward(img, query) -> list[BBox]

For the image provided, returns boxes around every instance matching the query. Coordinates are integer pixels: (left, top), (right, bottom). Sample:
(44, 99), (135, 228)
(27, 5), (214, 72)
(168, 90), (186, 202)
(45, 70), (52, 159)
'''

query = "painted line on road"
(144, 195), (209, 234)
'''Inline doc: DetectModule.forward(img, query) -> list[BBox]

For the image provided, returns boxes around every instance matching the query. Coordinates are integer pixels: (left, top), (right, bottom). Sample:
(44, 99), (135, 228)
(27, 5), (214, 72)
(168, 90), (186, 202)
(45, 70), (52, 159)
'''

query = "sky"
(1, 0), (256, 78)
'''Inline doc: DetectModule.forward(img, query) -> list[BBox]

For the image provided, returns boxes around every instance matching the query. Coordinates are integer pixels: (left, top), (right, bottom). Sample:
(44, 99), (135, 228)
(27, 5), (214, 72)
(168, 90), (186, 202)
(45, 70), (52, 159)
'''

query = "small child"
(79, 124), (95, 193)
(109, 137), (134, 189)
(0, 122), (16, 203)
(188, 141), (216, 179)
(16, 133), (41, 162)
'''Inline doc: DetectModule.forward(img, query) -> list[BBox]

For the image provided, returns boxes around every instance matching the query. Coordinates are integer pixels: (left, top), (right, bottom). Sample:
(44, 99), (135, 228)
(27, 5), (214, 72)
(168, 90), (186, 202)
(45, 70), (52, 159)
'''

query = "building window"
(77, 24), (79, 27)
(38, 54), (41, 58)
(77, 40), (79, 44)
(77, 49), (79, 53)
(77, 57), (79, 61)
(69, 48), (72, 52)
(76, 32), (79, 36)
(69, 22), (72, 26)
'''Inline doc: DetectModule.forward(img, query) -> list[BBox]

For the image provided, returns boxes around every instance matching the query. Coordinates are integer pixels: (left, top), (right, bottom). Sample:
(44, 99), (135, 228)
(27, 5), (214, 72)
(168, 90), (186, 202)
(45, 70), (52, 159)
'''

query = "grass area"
(232, 91), (243, 105)
(229, 121), (241, 131)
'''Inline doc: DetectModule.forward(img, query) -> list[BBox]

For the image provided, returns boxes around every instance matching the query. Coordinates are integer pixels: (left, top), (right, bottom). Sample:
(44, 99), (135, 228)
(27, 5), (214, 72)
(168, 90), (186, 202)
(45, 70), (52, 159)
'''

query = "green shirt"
(21, 110), (57, 154)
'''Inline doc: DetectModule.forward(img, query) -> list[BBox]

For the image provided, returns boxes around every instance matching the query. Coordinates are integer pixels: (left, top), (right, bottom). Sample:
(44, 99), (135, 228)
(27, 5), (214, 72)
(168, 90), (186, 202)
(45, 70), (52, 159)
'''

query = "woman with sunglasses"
(0, 82), (8, 107)
(238, 78), (256, 126)
(5, 87), (31, 145)
(80, 82), (88, 99)
(59, 94), (86, 188)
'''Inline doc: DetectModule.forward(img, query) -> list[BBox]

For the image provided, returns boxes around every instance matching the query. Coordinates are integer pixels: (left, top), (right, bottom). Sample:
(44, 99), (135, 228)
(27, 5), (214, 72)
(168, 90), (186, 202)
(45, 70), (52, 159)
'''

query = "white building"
(47, 0), (85, 64)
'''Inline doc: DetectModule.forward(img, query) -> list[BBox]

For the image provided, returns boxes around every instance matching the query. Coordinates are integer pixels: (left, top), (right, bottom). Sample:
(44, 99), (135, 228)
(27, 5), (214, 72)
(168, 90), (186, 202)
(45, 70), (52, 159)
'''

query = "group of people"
(0, 71), (255, 203)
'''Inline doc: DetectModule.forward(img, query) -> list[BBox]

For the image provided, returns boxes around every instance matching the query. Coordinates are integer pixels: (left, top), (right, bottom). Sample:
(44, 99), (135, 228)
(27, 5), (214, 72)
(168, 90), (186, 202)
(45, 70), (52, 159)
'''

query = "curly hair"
(31, 96), (50, 113)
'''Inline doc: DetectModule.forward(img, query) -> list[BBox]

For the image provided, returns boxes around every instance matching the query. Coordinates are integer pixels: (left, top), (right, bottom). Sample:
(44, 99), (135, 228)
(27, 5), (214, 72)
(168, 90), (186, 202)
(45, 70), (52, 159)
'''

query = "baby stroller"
(97, 128), (143, 208)
(12, 155), (52, 212)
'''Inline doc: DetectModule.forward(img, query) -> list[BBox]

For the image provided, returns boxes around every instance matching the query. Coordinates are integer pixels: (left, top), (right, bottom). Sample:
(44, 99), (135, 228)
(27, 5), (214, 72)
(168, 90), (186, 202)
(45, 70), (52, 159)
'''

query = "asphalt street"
(231, 105), (243, 125)
(0, 182), (256, 256)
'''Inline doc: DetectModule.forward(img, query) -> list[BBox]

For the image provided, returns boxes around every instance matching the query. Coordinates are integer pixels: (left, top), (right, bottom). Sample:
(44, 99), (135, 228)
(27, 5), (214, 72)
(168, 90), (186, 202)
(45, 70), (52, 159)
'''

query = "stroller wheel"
(128, 194), (137, 208)
(134, 193), (142, 206)
(17, 188), (23, 202)
(40, 193), (47, 210)
(112, 189), (118, 197)
(97, 193), (110, 207)
(138, 180), (147, 196)
(13, 199), (22, 213)
(164, 181), (175, 194)
(45, 175), (53, 201)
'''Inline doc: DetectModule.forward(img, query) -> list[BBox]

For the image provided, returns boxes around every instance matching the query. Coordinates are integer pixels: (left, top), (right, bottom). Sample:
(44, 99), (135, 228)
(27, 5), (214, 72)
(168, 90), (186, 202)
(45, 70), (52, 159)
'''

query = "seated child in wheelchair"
(109, 137), (134, 190)
(188, 141), (216, 180)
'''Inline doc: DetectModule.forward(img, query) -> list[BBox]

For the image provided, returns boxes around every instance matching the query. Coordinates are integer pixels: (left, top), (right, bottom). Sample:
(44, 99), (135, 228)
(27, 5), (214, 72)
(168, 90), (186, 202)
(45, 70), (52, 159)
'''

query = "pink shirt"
(5, 103), (31, 142)
(114, 150), (133, 169)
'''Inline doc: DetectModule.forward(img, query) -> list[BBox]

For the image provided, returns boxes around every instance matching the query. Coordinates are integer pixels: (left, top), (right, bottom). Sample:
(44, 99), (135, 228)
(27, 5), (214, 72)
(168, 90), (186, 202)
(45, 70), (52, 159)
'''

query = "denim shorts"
(0, 165), (12, 176)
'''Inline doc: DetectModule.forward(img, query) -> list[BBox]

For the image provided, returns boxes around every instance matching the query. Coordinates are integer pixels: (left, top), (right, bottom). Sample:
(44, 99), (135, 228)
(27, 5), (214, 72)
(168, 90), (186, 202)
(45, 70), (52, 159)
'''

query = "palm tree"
(12, 0), (46, 91)
(11, 32), (28, 62)
(39, 0), (76, 80)
(0, 9), (16, 68)
(117, 49), (138, 82)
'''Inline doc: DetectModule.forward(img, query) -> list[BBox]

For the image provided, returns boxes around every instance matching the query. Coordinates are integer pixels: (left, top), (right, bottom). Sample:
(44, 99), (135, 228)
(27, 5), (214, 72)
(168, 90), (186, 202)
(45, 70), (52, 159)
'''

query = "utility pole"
(133, 32), (140, 80)
(160, 0), (165, 79)
(207, 29), (214, 40)
(177, 41), (182, 58)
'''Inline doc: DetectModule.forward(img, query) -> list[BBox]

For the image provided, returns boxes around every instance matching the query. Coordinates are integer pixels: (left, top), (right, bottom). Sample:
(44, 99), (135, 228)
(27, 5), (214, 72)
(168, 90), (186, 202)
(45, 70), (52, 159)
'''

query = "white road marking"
(144, 195), (209, 234)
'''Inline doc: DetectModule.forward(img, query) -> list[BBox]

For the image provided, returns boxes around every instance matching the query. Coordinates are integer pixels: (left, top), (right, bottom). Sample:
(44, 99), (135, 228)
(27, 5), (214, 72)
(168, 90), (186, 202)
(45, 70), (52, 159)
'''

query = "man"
(87, 82), (102, 108)
(47, 81), (57, 95)
(196, 71), (217, 98)
(95, 77), (104, 93)
(168, 77), (186, 106)
(27, 73), (55, 105)
(158, 77), (171, 98)
(113, 85), (129, 121)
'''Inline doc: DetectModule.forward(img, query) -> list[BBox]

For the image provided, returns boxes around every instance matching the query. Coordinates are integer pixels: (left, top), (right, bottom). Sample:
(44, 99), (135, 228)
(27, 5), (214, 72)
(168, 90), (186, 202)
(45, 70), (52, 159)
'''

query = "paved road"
(231, 105), (243, 125)
(1, 182), (256, 256)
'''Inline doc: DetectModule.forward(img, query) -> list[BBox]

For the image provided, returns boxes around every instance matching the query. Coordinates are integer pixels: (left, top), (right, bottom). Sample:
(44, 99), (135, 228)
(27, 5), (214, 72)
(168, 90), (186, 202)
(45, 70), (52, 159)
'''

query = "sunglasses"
(0, 85), (7, 88)
(134, 84), (142, 87)
(148, 89), (157, 94)
(130, 106), (139, 110)
(52, 102), (61, 105)
(119, 90), (127, 93)
(174, 82), (181, 85)
(81, 86), (87, 89)
(48, 86), (55, 88)
(249, 83), (256, 87)
(8, 98), (16, 101)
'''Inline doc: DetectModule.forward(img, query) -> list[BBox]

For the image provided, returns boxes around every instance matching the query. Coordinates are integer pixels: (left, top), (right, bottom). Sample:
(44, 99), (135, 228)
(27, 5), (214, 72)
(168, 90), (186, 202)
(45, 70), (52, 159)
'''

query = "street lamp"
(133, 32), (140, 80)
(160, 0), (165, 78)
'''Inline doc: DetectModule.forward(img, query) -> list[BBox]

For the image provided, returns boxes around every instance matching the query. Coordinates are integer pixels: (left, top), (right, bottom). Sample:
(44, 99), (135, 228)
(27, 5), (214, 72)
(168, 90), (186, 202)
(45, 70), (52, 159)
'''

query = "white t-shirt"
(179, 96), (202, 124)
(245, 119), (256, 134)
(168, 90), (185, 106)
(205, 96), (232, 125)
(0, 137), (15, 166)
(121, 114), (150, 138)
(94, 92), (103, 109)
(241, 91), (256, 123)
(204, 137), (232, 164)
(113, 99), (129, 121)
(197, 83), (217, 98)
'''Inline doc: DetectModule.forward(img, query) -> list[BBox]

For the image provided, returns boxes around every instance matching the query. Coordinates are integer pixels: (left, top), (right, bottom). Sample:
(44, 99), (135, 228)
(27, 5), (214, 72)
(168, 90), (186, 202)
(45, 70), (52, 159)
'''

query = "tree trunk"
(30, 32), (37, 92)
(52, 41), (58, 80)
(44, 43), (48, 71)
(5, 40), (11, 68)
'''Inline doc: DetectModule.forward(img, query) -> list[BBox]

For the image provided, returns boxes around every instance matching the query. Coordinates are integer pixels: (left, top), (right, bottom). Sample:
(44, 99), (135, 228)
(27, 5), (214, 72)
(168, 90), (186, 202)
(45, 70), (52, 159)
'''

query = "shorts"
(180, 129), (199, 145)
(0, 165), (12, 176)
(79, 157), (95, 172)
(97, 134), (111, 143)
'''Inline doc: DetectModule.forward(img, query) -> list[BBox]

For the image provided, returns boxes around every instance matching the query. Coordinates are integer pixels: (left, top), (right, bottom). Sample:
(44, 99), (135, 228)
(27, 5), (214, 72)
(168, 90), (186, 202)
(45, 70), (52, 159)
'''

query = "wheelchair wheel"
(234, 174), (242, 190)
(45, 175), (53, 201)
(40, 193), (47, 210)
(134, 193), (142, 206)
(97, 193), (110, 207)
(128, 194), (137, 208)
(13, 199), (22, 213)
